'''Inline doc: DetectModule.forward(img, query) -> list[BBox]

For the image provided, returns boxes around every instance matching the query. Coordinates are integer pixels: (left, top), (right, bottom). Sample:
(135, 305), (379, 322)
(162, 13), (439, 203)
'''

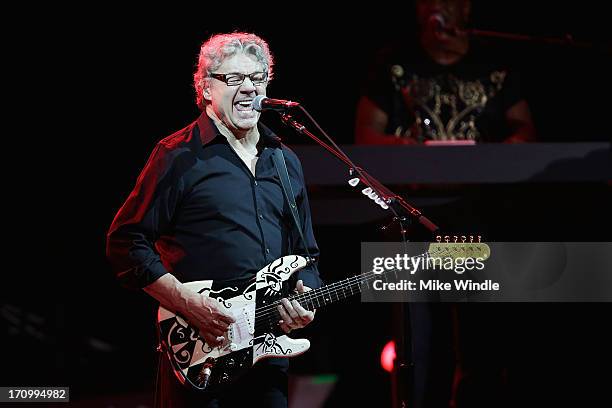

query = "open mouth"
(234, 100), (254, 112)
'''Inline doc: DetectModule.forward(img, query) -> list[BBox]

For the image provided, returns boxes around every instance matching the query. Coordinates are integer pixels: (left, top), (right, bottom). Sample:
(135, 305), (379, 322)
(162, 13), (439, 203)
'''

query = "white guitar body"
(157, 255), (311, 392)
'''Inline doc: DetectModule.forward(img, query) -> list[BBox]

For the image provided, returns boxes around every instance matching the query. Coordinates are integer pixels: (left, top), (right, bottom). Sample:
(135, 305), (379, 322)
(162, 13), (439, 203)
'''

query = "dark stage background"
(4, 1), (611, 406)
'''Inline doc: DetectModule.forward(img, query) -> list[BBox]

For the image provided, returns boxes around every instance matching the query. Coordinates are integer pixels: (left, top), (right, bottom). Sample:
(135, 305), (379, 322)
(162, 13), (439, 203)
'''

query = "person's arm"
(106, 144), (176, 289)
(106, 142), (234, 346)
(503, 99), (537, 143)
(355, 96), (416, 145)
(143, 274), (234, 346)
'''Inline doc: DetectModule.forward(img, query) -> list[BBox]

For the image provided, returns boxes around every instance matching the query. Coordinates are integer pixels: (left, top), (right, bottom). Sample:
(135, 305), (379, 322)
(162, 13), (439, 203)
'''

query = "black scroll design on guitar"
(242, 281), (256, 300)
(167, 319), (199, 367)
(251, 333), (292, 356)
(269, 256), (295, 276)
(201, 286), (239, 308)
(258, 270), (283, 297)
(289, 256), (300, 269)
(258, 256), (299, 297)
(201, 340), (214, 354)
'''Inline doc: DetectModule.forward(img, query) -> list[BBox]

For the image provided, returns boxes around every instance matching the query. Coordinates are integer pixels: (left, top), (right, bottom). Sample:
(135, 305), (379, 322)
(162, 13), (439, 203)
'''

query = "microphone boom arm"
(279, 112), (439, 233)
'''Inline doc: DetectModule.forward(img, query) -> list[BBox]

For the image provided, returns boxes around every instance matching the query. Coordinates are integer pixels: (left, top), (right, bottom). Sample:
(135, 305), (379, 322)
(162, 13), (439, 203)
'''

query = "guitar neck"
(296, 274), (372, 310)
(276, 243), (488, 311)
(288, 256), (421, 310)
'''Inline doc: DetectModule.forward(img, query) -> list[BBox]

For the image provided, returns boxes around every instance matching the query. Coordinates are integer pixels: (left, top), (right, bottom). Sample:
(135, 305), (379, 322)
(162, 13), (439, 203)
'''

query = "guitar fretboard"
(286, 251), (431, 310)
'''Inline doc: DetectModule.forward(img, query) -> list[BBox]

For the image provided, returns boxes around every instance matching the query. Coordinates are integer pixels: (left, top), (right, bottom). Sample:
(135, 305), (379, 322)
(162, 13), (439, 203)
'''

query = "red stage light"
(381, 340), (396, 373)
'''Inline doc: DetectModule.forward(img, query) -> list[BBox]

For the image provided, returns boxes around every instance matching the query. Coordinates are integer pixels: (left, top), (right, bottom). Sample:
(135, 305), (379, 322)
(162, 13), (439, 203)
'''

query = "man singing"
(107, 32), (321, 408)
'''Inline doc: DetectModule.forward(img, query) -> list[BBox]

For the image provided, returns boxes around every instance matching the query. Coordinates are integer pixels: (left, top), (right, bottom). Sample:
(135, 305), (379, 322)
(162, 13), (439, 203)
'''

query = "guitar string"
(254, 247), (452, 318)
(223, 247), (464, 329)
(253, 263), (420, 332)
(182, 247), (480, 337)
(203, 263), (393, 333)
(212, 265), (383, 331)
(251, 248), (445, 331)
(176, 262), (410, 352)
(252, 246), (481, 329)
(229, 250), (428, 330)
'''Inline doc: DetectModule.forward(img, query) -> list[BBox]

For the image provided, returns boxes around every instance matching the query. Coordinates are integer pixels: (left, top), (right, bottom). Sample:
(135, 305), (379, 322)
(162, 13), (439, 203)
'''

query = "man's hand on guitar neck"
(277, 280), (315, 334)
(143, 274), (235, 347)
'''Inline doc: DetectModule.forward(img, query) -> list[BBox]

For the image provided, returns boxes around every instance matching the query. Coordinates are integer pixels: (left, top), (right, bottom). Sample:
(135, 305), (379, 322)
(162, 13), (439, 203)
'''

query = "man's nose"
(240, 77), (257, 93)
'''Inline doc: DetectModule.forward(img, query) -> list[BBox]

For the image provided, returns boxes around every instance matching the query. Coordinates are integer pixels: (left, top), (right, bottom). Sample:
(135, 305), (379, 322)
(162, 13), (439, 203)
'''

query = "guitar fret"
(294, 250), (438, 309)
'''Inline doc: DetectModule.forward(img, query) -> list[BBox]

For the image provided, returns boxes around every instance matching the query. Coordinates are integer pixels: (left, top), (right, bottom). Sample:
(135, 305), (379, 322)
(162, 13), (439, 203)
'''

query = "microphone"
(252, 95), (300, 112)
(428, 13), (460, 36)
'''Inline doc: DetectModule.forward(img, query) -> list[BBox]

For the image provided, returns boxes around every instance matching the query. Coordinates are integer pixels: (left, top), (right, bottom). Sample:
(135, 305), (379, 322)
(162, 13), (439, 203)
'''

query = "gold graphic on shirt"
(395, 70), (507, 141)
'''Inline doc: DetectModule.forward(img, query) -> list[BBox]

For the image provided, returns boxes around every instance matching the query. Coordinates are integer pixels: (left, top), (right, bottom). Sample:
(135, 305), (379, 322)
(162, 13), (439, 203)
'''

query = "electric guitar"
(157, 242), (490, 392)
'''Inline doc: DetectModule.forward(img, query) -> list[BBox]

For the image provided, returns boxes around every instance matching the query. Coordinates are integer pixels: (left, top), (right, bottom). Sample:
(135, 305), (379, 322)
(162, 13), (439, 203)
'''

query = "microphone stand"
(279, 113), (439, 233)
(279, 110), (440, 408)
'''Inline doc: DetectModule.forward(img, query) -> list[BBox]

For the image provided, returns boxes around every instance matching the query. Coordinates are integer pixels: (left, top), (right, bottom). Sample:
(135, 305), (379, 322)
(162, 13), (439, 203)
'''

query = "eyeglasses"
(209, 71), (268, 86)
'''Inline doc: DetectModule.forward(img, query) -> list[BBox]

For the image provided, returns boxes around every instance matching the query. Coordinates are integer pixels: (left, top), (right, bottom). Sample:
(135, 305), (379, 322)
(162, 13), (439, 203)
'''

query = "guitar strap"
(272, 147), (314, 263)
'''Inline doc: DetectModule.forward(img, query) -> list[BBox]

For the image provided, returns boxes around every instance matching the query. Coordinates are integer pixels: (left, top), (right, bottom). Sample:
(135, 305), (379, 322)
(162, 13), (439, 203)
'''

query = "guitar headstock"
(427, 242), (491, 261)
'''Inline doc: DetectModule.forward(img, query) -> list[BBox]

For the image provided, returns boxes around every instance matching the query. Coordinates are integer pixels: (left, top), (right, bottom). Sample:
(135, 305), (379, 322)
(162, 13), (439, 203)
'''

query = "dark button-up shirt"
(106, 112), (321, 290)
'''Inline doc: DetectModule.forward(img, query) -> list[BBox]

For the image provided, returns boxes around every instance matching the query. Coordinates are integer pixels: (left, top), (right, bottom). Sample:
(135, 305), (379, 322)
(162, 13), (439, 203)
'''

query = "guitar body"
(157, 255), (311, 392)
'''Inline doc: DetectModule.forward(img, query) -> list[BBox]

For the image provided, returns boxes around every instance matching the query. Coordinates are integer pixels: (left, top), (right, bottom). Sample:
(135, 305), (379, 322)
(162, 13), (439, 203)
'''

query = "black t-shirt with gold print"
(363, 43), (524, 143)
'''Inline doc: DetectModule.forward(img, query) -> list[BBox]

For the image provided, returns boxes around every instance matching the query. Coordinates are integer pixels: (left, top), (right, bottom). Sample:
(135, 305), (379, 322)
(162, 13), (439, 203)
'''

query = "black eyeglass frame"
(209, 71), (268, 86)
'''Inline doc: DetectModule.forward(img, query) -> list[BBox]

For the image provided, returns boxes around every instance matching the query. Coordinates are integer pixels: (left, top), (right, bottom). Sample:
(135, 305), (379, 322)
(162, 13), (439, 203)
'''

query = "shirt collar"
(195, 110), (281, 148)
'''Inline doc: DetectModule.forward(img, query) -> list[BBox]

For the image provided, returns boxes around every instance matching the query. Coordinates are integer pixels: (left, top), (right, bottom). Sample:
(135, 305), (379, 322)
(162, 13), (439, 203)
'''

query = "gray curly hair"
(193, 32), (274, 110)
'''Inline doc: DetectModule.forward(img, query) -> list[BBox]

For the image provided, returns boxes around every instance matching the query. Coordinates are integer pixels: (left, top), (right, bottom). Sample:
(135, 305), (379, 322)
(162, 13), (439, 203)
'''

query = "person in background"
(355, 0), (536, 145)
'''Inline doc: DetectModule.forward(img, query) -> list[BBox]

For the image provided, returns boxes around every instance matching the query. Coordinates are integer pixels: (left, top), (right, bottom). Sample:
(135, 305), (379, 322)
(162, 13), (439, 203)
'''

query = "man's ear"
(202, 79), (212, 102)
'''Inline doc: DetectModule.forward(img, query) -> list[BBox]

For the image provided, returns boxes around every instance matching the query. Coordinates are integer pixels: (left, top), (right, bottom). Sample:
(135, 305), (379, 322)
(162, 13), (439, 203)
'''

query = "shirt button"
(259, 214), (264, 220)
(266, 248), (270, 254)
(254, 180), (258, 186)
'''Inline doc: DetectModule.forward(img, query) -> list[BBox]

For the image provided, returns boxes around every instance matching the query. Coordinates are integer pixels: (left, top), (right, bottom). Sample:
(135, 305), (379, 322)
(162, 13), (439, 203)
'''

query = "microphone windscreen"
(252, 95), (267, 112)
